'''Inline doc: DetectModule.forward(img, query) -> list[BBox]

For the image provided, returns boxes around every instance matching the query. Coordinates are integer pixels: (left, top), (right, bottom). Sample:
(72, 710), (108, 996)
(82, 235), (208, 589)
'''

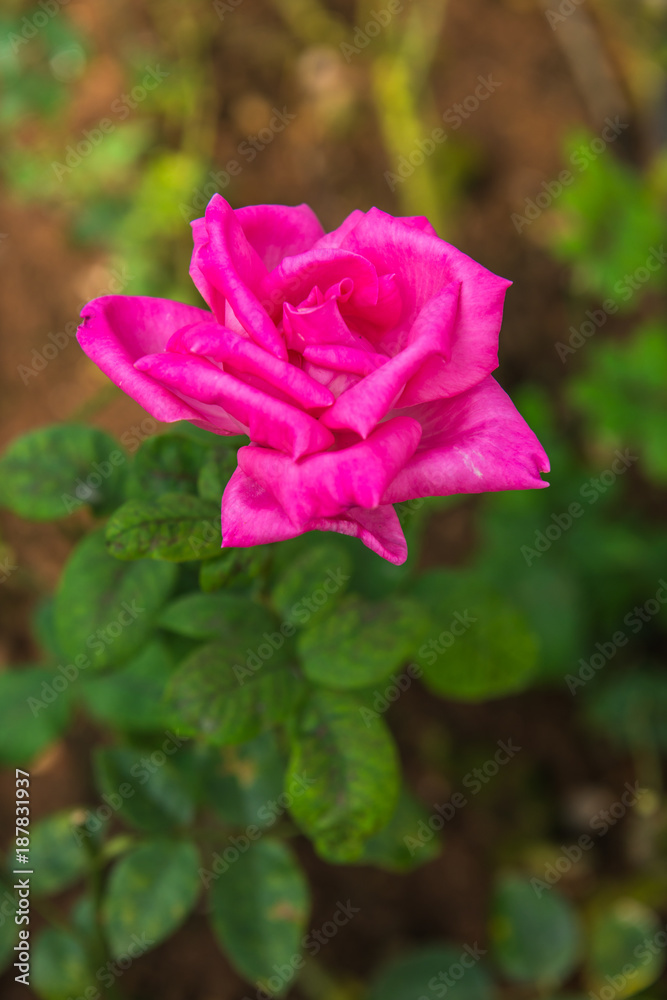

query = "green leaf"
(55, 528), (176, 670)
(286, 689), (400, 862)
(0, 881), (18, 974)
(357, 786), (442, 872)
(28, 810), (90, 897)
(167, 641), (303, 745)
(368, 945), (496, 1000)
(199, 548), (268, 591)
(271, 542), (352, 625)
(93, 744), (195, 833)
(103, 839), (201, 959)
(203, 733), (287, 829)
(210, 838), (310, 993)
(126, 432), (210, 499)
(491, 875), (581, 989)
(32, 928), (95, 1000)
(158, 592), (276, 641)
(0, 424), (127, 520)
(32, 597), (64, 661)
(0, 666), (71, 765)
(197, 438), (245, 502)
(587, 898), (664, 997)
(80, 640), (175, 731)
(298, 595), (429, 690)
(106, 494), (221, 561)
(414, 574), (537, 701)
(585, 669), (667, 751)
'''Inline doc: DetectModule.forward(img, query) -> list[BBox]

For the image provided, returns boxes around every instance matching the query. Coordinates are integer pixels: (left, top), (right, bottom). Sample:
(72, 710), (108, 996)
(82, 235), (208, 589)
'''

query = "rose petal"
(220, 468), (407, 564)
(337, 206), (510, 393)
(302, 345), (387, 376)
(321, 282), (460, 437)
(77, 295), (214, 425)
(167, 321), (334, 410)
(262, 248), (381, 312)
(383, 375), (550, 503)
(190, 194), (286, 358)
(235, 203), (325, 270)
(135, 352), (334, 458)
(238, 415), (422, 525)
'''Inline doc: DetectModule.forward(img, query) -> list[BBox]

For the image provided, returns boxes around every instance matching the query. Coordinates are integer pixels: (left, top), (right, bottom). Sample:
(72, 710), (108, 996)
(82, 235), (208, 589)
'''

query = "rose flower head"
(78, 196), (549, 564)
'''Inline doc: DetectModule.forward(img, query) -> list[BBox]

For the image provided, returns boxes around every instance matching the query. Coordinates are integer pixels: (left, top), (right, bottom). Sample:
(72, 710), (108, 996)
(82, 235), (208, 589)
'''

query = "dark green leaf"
(197, 438), (245, 502)
(0, 666), (71, 765)
(286, 689), (400, 862)
(158, 592), (276, 641)
(271, 542), (352, 626)
(368, 945), (496, 1000)
(210, 838), (310, 993)
(491, 875), (581, 988)
(32, 928), (95, 1000)
(93, 743), (195, 833)
(80, 640), (175, 731)
(203, 732), (287, 829)
(199, 548), (268, 591)
(55, 528), (176, 670)
(106, 494), (221, 561)
(126, 432), (210, 499)
(167, 641), (303, 745)
(0, 424), (127, 520)
(358, 786), (442, 872)
(103, 839), (201, 959)
(298, 595), (429, 690)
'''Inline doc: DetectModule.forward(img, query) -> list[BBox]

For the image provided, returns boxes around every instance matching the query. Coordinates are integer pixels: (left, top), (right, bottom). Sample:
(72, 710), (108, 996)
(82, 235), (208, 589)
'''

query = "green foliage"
(298, 594), (429, 690)
(80, 640), (176, 732)
(102, 839), (201, 959)
(28, 811), (90, 897)
(209, 838), (310, 993)
(167, 641), (304, 745)
(586, 899), (665, 997)
(0, 424), (127, 520)
(491, 876), (581, 990)
(0, 666), (71, 764)
(413, 573), (538, 700)
(125, 432), (211, 499)
(585, 669), (667, 752)
(286, 689), (400, 862)
(106, 494), (222, 561)
(55, 528), (176, 670)
(31, 928), (94, 1000)
(357, 786), (442, 872)
(570, 322), (667, 484)
(368, 945), (496, 1000)
(93, 745), (196, 833)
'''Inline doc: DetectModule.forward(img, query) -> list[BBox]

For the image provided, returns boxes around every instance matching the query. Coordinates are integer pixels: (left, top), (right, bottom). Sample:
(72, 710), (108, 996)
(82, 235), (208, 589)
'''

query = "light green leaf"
(32, 928), (95, 1000)
(28, 810), (90, 897)
(103, 839), (201, 959)
(587, 898), (664, 998)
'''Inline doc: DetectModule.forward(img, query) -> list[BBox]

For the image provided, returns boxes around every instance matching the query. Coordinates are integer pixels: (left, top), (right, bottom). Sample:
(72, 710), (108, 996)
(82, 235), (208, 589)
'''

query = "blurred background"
(1, 0), (667, 997)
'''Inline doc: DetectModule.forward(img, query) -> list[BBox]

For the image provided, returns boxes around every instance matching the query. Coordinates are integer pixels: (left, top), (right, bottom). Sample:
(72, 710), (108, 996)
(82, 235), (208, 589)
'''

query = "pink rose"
(78, 195), (549, 565)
